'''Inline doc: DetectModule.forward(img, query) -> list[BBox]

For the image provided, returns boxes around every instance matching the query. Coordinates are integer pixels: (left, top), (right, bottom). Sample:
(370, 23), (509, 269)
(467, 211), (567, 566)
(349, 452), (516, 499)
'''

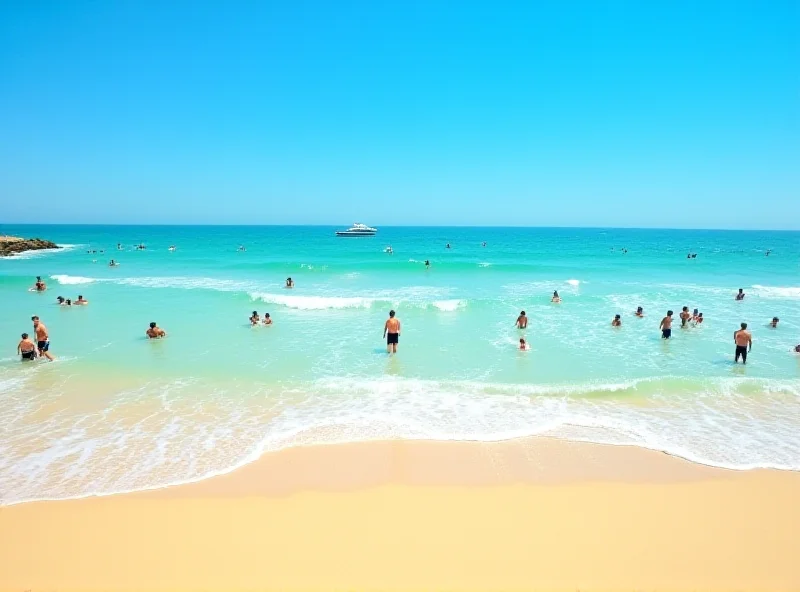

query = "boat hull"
(335, 231), (376, 236)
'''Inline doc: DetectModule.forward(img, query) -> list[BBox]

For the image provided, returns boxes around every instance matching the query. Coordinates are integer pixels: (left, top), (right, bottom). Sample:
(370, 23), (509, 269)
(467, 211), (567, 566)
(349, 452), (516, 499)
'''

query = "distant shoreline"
(0, 236), (60, 257)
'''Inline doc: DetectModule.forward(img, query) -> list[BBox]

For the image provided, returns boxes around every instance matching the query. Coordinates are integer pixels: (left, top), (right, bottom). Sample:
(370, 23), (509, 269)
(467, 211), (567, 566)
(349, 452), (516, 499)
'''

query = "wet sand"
(1, 437), (799, 591)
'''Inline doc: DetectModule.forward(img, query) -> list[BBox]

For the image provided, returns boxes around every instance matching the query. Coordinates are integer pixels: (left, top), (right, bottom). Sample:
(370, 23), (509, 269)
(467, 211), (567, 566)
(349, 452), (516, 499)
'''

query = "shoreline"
(3, 434), (799, 508)
(2, 437), (799, 591)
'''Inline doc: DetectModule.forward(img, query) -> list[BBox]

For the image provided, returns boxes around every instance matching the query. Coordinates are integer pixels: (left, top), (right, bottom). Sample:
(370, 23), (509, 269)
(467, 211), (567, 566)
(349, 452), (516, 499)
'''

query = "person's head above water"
(520, 311), (526, 316)
(57, 296), (64, 303)
(149, 322), (157, 329)
(637, 307), (643, 313)
(740, 322), (748, 330)
(389, 310), (396, 318)
(264, 313), (270, 318)
(693, 308), (699, 314)
(553, 291), (559, 297)
(251, 311), (258, 316)
(682, 306), (689, 312)
(739, 288), (744, 293)
(667, 310), (673, 316)
(615, 314), (621, 319)
(772, 317), (779, 322)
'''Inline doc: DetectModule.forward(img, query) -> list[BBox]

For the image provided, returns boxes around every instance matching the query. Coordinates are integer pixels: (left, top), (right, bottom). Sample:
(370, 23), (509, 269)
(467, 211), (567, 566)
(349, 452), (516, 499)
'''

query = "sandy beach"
(1, 437), (798, 592)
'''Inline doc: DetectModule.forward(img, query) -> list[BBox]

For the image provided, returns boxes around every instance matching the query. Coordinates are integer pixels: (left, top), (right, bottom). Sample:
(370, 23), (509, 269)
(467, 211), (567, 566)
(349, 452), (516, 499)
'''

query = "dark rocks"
(0, 237), (60, 257)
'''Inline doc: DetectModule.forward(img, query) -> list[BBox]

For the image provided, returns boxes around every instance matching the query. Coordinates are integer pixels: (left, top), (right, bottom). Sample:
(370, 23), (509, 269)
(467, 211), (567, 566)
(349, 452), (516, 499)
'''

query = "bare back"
(385, 318), (400, 333)
(734, 330), (751, 347)
(35, 323), (48, 342)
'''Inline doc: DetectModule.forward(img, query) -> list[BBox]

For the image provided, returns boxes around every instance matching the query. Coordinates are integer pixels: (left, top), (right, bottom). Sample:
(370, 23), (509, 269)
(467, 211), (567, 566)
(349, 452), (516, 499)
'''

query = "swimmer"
(75, 295), (88, 305)
(769, 317), (779, 328)
(146, 322), (166, 339)
(659, 310), (673, 339)
(519, 338), (529, 350)
(551, 291), (561, 303)
(56, 296), (65, 305)
(117, 243), (123, 250)
(168, 245), (176, 251)
(446, 243), (451, 249)
(385, 246), (393, 254)
(424, 259), (430, 268)
(735, 288), (745, 301)
(634, 306), (644, 318)
(679, 306), (691, 328)
(695, 312), (704, 325)
(250, 311), (260, 325)
(516, 311), (528, 329)
(263, 313), (272, 325)
(17, 333), (37, 361)
(383, 310), (401, 354)
(64, 299), (72, 306)
(734, 323), (752, 364)
(33, 276), (46, 292)
(482, 242), (487, 247)
(109, 259), (119, 267)
(692, 308), (699, 322)
(795, 345), (800, 353)
(286, 277), (294, 289)
(766, 249), (771, 256)
(612, 314), (622, 327)
(32, 316), (55, 360)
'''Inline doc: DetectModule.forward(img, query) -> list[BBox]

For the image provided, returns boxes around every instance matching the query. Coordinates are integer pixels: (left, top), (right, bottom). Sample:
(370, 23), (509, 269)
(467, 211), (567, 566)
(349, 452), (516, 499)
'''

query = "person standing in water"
(146, 322), (167, 339)
(659, 311), (674, 339)
(286, 278), (294, 288)
(31, 316), (55, 360)
(611, 314), (622, 327)
(250, 311), (260, 325)
(551, 291), (561, 303)
(735, 288), (745, 301)
(634, 306), (644, 317)
(383, 310), (401, 354)
(734, 323), (752, 364)
(17, 333), (37, 361)
(769, 317), (779, 328)
(519, 338), (529, 350)
(263, 313), (272, 325)
(424, 260), (430, 269)
(516, 311), (528, 329)
(680, 306), (692, 328)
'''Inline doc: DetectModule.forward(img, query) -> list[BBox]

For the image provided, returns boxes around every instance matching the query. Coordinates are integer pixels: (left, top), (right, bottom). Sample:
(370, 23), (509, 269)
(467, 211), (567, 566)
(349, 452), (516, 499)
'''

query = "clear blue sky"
(1, 1), (798, 228)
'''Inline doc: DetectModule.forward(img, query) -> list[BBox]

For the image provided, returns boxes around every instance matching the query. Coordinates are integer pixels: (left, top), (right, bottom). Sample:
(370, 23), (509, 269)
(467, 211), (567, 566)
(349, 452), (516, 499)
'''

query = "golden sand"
(1, 438), (798, 591)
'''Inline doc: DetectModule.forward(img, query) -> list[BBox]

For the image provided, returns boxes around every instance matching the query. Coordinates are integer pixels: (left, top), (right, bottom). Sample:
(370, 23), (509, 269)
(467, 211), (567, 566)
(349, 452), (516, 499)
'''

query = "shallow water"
(1, 225), (799, 503)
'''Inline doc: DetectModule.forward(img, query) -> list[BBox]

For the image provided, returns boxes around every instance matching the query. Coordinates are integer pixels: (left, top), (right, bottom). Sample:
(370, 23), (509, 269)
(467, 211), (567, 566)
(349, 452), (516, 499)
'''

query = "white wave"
(250, 292), (375, 310)
(566, 279), (581, 286)
(51, 274), (96, 285)
(2, 375), (799, 505)
(751, 285), (800, 300)
(478, 262), (491, 267)
(2, 244), (80, 260)
(433, 299), (466, 312)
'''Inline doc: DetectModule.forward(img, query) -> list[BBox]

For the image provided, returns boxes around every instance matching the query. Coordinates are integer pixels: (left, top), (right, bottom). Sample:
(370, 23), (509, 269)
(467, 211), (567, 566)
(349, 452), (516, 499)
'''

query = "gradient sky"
(1, 1), (798, 228)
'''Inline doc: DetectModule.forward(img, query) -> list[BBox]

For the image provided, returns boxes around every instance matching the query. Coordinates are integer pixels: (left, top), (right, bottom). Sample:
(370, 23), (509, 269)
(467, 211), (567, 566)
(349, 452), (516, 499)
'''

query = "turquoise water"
(1, 225), (799, 503)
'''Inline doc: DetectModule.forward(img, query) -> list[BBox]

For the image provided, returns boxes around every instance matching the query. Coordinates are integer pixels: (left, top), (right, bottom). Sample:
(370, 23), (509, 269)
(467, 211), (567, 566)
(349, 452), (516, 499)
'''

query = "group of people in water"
(20, 269), (800, 362)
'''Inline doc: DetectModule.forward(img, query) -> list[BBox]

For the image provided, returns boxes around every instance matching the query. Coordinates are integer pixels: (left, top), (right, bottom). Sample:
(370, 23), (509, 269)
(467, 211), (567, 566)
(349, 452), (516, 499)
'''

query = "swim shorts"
(735, 345), (748, 363)
(387, 332), (399, 345)
(37, 340), (50, 352)
(21, 350), (35, 360)
(661, 329), (671, 339)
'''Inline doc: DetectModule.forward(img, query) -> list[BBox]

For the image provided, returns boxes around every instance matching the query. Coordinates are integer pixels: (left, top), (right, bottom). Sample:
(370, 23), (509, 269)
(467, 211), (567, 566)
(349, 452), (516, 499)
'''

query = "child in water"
(263, 313), (272, 325)
(519, 338), (529, 350)
(250, 311), (260, 325)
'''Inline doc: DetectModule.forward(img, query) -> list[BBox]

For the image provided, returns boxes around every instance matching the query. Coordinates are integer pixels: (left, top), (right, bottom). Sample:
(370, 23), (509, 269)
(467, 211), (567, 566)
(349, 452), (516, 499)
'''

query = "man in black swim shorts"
(17, 333), (36, 361)
(734, 323), (752, 364)
(659, 310), (673, 339)
(383, 310), (401, 354)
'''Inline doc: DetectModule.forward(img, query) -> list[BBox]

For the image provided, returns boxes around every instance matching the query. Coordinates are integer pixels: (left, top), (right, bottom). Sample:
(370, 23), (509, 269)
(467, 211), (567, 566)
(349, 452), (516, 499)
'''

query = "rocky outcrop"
(0, 237), (60, 257)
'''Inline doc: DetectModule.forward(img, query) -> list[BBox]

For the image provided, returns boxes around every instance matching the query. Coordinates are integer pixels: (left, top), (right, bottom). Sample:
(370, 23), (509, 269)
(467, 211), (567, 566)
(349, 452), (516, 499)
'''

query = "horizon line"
(1, 223), (799, 232)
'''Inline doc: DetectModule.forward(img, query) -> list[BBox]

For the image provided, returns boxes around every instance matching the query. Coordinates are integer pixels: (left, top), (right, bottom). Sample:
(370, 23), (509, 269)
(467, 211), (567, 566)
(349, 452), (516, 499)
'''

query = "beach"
(1, 225), (799, 590)
(2, 437), (799, 592)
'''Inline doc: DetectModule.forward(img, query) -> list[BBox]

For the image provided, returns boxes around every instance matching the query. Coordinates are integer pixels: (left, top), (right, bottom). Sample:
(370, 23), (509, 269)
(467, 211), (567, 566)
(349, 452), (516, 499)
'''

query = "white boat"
(336, 223), (377, 237)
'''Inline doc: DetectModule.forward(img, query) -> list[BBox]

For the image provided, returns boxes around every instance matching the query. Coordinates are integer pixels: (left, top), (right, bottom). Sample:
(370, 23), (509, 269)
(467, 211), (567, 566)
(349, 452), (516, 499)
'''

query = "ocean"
(1, 225), (799, 504)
